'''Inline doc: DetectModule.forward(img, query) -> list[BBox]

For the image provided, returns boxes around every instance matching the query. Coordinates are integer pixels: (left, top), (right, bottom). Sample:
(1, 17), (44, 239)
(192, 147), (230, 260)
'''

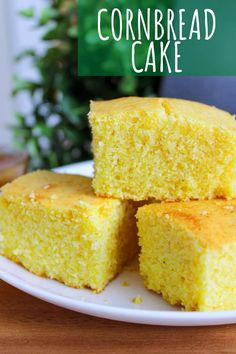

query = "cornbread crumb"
(121, 281), (129, 287)
(200, 210), (208, 216)
(132, 295), (142, 305)
(137, 199), (236, 311)
(29, 192), (36, 200)
(89, 97), (236, 201)
(0, 171), (138, 292)
(223, 205), (234, 211)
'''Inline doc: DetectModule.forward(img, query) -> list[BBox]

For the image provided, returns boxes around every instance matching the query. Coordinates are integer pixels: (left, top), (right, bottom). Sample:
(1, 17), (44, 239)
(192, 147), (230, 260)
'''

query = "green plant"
(13, 0), (165, 170)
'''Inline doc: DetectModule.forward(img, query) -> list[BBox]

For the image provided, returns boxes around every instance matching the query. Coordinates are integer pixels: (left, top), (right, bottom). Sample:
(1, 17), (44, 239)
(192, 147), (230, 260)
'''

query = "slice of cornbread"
(137, 200), (236, 311)
(0, 171), (138, 292)
(89, 97), (236, 201)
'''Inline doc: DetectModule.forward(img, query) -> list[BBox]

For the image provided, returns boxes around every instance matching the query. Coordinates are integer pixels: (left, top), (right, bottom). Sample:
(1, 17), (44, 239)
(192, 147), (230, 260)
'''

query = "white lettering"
(205, 9), (216, 40)
(98, 9), (109, 41)
(132, 41), (143, 73)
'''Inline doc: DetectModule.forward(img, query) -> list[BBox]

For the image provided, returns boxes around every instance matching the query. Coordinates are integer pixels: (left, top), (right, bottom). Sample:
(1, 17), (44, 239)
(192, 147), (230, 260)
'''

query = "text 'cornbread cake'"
(89, 97), (236, 201)
(0, 171), (138, 292)
(137, 200), (236, 311)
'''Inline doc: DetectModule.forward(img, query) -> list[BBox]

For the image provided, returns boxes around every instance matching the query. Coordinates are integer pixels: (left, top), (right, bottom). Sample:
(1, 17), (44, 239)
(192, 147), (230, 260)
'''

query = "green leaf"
(19, 8), (34, 18)
(42, 26), (61, 40)
(48, 152), (59, 168)
(27, 139), (39, 156)
(32, 123), (53, 138)
(39, 7), (59, 26)
(12, 76), (40, 96)
(62, 127), (81, 143)
(14, 112), (25, 125)
(61, 95), (82, 124)
(15, 49), (36, 62)
(67, 26), (78, 38)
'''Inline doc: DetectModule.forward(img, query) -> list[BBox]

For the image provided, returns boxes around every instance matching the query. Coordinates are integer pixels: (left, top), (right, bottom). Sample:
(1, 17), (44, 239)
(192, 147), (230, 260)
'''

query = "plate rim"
(1, 256), (236, 326)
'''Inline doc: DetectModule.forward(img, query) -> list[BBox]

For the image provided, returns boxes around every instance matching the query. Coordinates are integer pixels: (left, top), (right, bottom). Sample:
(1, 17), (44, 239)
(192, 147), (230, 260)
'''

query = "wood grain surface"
(0, 280), (235, 354)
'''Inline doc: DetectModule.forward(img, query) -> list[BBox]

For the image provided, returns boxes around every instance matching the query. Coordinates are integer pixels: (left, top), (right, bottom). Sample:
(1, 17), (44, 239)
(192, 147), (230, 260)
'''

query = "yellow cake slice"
(137, 200), (236, 311)
(89, 96), (236, 201)
(0, 171), (138, 292)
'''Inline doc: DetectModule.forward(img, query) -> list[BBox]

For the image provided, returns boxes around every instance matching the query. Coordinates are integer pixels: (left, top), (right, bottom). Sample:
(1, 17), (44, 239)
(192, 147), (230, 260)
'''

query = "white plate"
(1, 161), (236, 326)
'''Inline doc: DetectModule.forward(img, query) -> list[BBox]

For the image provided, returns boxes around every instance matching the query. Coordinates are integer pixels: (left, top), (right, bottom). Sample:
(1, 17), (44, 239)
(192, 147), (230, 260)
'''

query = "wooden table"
(1, 280), (236, 354)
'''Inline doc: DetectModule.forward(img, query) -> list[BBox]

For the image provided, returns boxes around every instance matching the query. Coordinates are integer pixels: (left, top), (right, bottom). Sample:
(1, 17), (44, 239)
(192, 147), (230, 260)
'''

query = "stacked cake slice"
(89, 97), (236, 310)
(0, 171), (138, 292)
(137, 200), (236, 311)
(89, 97), (236, 201)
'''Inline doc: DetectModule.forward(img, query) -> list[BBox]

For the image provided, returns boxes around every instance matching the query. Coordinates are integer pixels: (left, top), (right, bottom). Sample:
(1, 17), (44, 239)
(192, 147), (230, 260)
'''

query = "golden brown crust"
(1, 171), (121, 208)
(90, 96), (235, 130)
(138, 199), (236, 249)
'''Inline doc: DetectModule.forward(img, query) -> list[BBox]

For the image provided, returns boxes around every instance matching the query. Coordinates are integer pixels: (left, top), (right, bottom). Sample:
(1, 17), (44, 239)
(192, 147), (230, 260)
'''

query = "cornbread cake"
(0, 171), (138, 292)
(137, 200), (236, 311)
(89, 97), (236, 201)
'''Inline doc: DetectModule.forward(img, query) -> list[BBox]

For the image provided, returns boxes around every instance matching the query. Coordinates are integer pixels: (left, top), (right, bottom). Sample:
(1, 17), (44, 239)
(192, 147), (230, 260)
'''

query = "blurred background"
(1, 0), (236, 180)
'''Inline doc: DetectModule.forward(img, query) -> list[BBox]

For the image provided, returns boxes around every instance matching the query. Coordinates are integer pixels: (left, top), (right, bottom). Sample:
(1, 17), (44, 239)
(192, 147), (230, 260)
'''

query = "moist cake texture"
(89, 96), (236, 201)
(0, 171), (138, 292)
(137, 200), (236, 311)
